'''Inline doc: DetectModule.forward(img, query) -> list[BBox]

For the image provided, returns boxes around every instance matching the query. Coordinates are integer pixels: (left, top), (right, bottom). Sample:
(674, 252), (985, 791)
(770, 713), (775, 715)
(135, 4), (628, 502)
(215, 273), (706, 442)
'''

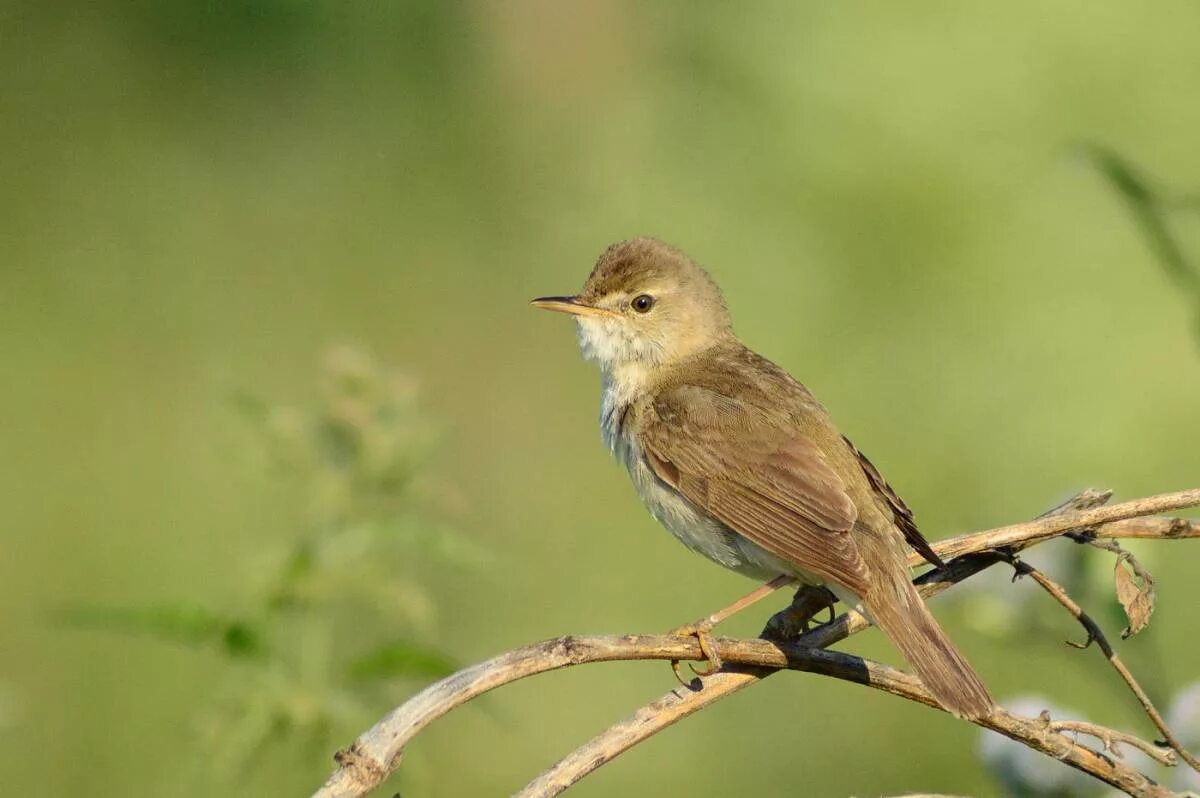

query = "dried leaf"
(1113, 555), (1156, 639)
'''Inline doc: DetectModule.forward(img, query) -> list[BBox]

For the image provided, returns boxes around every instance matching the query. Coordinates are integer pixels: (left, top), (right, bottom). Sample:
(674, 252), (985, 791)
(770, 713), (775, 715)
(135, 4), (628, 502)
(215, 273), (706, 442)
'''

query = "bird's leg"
(762, 584), (839, 642)
(669, 575), (795, 684)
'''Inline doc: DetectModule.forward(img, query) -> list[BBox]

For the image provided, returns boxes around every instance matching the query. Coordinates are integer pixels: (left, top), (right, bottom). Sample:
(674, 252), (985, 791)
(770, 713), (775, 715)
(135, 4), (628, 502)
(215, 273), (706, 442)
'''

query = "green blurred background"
(4, 1), (1200, 796)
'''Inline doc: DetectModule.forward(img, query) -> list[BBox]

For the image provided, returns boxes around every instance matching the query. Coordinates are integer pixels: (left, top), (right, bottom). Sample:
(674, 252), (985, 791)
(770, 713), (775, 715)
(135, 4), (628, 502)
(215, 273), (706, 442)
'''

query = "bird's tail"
(852, 569), (994, 721)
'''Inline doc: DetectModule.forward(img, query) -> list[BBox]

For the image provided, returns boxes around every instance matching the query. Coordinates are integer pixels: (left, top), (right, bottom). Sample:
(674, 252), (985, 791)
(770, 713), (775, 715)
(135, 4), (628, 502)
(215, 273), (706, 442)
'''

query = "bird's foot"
(762, 585), (838, 641)
(667, 619), (723, 685)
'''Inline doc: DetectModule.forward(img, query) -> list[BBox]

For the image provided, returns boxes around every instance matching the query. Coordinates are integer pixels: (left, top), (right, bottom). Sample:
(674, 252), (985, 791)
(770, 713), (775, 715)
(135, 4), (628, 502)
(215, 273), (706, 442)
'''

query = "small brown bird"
(531, 237), (993, 720)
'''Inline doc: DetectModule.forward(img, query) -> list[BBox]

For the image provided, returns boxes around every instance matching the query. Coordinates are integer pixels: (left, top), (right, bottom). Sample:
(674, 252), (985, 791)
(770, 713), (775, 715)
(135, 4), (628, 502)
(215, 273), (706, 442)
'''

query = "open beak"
(529, 295), (616, 319)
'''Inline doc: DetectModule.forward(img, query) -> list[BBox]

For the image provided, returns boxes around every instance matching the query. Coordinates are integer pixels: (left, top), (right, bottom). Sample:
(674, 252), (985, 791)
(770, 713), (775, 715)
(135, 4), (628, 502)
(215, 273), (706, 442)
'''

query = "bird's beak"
(529, 295), (616, 319)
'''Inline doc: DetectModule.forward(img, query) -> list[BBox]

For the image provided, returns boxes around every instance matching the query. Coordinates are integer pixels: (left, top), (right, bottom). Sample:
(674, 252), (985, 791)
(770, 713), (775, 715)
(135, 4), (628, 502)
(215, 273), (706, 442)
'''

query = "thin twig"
(1048, 720), (1173, 766)
(932, 488), (1200, 561)
(1094, 517), (1200, 541)
(1009, 557), (1200, 772)
(311, 488), (1200, 798)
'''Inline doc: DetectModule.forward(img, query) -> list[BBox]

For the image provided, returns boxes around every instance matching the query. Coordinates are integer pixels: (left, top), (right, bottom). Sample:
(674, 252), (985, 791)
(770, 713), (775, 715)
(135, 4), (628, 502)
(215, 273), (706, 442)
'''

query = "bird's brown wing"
(639, 385), (872, 594)
(642, 384), (994, 720)
(841, 434), (945, 569)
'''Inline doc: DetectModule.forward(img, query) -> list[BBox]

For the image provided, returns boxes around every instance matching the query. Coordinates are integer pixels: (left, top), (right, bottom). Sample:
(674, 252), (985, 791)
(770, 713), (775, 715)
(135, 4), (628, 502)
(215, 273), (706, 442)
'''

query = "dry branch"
(1009, 557), (1199, 771)
(316, 634), (1178, 798)
(516, 489), (1118, 797)
(311, 489), (1200, 798)
(929, 488), (1200, 561)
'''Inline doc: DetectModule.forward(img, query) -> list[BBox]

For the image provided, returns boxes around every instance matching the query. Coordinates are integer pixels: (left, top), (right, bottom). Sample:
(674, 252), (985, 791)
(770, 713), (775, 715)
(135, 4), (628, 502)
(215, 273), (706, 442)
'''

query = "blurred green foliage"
(3, 2), (1200, 796)
(1084, 146), (1200, 344)
(59, 602), (263, 658)
(57, 346), (481, 792)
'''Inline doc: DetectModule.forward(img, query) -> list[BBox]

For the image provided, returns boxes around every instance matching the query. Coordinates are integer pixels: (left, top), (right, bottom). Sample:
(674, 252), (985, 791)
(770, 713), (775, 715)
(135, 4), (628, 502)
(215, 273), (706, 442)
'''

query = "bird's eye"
(631, 294), (655, 313)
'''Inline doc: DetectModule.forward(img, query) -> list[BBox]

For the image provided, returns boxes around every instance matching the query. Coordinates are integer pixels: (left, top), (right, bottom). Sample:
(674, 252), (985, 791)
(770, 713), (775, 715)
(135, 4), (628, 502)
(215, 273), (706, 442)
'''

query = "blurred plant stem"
(61, 345), (482, 795)
(1083, 145), (1200, 348)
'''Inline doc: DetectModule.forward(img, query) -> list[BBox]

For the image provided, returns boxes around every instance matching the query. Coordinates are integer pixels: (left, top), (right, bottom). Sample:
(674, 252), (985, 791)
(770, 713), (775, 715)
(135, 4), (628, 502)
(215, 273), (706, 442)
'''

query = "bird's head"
(531, 238), (732, 377)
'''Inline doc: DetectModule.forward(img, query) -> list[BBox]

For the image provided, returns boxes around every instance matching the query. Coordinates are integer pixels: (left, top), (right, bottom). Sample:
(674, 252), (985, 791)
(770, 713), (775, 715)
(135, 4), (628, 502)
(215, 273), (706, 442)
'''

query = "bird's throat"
(598, 361), (655, 460)
(602, 360), (655, 407)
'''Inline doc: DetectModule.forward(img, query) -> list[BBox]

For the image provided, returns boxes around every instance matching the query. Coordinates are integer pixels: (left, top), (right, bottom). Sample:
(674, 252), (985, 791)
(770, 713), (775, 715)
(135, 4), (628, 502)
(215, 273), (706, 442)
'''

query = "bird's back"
(650, 341), (893, 530)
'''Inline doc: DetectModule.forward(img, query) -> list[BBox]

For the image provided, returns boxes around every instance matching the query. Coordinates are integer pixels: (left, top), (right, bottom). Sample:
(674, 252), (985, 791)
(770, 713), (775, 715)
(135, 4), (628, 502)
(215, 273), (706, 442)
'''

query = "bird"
(530, 236), (993, 720)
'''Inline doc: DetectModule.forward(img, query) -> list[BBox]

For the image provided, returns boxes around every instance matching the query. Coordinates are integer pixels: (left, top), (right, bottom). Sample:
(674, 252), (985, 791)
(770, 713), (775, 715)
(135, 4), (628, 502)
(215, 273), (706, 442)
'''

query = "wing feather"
(841, 434), (943, 568)
(641, 386), (872, 593)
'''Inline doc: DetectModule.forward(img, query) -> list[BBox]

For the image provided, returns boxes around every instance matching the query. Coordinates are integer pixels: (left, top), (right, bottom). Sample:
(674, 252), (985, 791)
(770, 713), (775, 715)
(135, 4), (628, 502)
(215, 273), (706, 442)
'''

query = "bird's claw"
(762, 585), (838, 641)
(668, 621), (723, 686)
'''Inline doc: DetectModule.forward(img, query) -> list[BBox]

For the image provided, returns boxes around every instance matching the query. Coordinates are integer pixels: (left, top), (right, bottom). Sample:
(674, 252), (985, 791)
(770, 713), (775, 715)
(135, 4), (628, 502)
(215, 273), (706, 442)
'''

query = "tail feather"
(848, 573), (993, 720)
